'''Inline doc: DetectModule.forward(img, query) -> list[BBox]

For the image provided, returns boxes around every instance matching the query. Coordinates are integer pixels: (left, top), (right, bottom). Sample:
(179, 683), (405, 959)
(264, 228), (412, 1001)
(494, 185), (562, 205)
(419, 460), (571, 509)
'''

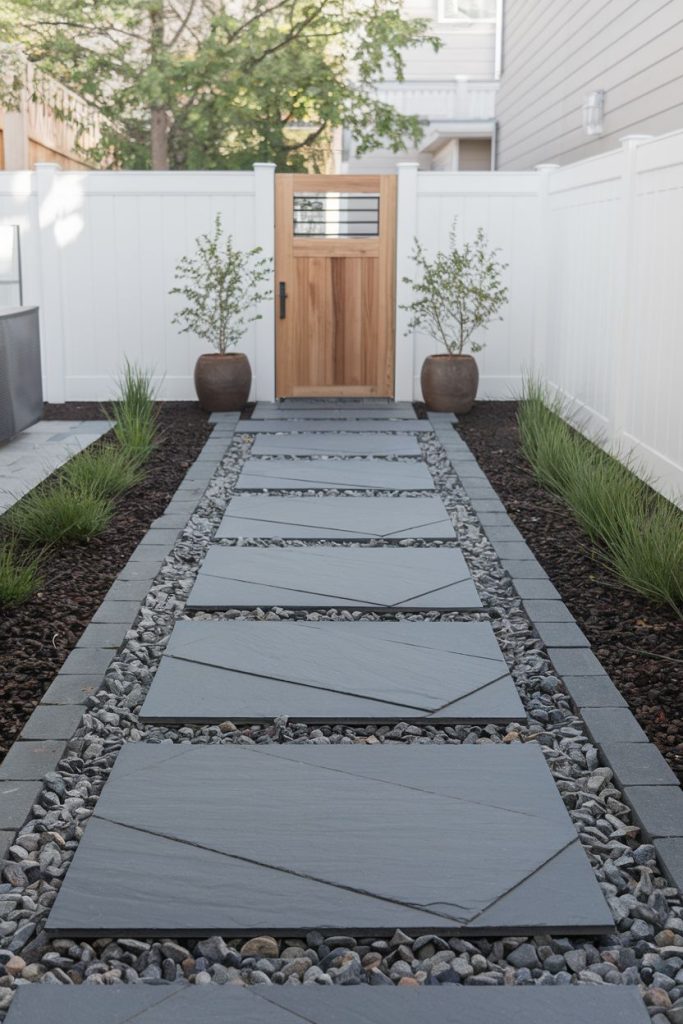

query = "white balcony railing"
(374, 79), (497, 122)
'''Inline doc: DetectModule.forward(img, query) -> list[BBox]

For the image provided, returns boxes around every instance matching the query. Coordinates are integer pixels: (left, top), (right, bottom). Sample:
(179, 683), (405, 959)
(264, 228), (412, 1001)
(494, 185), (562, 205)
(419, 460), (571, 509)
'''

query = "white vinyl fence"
(0, 164), (276, 402)
(0, 132), (681, 501)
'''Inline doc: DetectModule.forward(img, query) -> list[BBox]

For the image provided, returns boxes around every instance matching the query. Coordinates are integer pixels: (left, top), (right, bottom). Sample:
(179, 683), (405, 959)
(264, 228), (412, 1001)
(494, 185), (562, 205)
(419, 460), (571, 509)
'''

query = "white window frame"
(437, 0), (497, 23)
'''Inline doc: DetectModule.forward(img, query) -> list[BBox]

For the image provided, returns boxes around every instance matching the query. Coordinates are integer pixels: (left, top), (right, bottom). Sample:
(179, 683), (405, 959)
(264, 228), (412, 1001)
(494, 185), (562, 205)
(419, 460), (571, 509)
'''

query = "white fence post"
(609, 135), (652, 447)
(394, 162), (419, 401)
(34, 162), (66, 403)
(532, 164), (559, 382)
(252, 162), (276, 402)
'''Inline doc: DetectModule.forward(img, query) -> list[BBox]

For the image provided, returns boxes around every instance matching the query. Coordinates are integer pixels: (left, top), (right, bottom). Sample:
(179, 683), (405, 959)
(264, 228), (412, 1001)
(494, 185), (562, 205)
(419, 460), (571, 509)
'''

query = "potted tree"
(402, 220), (508, 414)
(170, 214), (272, 411)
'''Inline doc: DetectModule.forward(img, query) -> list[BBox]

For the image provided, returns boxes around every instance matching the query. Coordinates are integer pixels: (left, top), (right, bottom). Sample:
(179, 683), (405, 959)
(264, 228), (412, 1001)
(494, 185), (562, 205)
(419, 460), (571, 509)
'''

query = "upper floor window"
(438, 0), (497, 21)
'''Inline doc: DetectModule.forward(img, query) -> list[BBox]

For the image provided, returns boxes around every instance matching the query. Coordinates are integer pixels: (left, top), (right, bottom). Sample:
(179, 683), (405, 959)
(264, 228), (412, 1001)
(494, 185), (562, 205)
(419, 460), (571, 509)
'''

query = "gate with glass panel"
(274, 174), (397, 398)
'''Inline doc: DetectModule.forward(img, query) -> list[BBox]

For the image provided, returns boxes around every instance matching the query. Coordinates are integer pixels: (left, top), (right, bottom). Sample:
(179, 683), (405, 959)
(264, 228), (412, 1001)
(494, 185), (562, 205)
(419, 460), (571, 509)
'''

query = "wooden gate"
(275, 174), (397, 397)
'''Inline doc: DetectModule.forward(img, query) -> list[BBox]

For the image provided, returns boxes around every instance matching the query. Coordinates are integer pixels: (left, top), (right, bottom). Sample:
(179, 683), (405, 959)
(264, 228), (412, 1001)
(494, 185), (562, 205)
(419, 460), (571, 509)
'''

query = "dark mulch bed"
(454, 400), (683, 780)
(0, 402), (211, 760)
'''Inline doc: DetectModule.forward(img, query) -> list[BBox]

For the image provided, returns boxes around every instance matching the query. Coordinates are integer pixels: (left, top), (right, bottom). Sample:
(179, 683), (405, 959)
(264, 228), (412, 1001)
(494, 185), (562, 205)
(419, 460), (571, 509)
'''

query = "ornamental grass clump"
(7, 479), (114, 545)
(60, 444), (143, 498)
(0, 540), (42, 606)
(518, 379), (683, 614)
(110, 360), (158, 461)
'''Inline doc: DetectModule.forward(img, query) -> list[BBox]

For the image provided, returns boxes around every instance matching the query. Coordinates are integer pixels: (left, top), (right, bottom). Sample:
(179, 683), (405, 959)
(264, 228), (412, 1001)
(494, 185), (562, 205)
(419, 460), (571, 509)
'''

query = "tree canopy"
(0, 0), (439, 169)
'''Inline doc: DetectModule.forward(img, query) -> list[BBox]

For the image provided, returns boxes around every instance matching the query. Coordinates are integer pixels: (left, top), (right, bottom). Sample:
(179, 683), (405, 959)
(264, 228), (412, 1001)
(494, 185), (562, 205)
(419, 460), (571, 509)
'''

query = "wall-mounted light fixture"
(582, 90), (605, 136)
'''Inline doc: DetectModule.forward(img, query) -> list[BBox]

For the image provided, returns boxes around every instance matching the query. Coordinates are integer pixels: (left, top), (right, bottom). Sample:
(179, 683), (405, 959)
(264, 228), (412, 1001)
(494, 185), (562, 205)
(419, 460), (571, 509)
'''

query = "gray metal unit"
(0, 307), (43, 442)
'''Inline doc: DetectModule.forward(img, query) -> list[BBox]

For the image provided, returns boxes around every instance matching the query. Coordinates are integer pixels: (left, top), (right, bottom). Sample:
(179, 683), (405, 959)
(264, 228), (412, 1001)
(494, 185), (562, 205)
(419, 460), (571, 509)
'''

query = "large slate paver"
(252, 405), (417, 420)
(216, 496), (453, 539)
(186, 547), (482, 611)
(235, 458), (435, 491)
(3, 982), (650, 1024)
(252, 433), (421, 456)
(140, 620), (525, 724)
(236, 419), (431, 433)
(47, 743), (612, 936)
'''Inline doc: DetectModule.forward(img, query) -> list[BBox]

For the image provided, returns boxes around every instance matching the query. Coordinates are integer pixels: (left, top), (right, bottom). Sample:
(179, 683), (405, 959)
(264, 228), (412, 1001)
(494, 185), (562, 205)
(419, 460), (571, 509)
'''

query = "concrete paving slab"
(47, 743), (612, 936)
(3, 982), (650, 1024)
(251, 434), (421, 456)
(140, 620), (525, 725)
(235, 459), (435, 491)
(217, 496), (454, 540)
(252, 406), (417, 420)
(236, 420), (431, 434)
(186, 547), (482, 611)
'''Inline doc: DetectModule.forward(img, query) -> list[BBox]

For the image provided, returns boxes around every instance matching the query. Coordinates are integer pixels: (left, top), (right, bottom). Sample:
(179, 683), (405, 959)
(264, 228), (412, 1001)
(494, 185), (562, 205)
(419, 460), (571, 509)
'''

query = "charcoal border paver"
(581, 708), (649, 746)
(561, 675), (628, 709)
(600, 742), (679, 788)
(624, 786), (683, 838)
(653, 839), (683, 891)
(140, 620), (525, 725)
(0, 740), (67, 781)
(217, 496), (454, 540)
(0, 781), (42, 830)
(2, 981), (651, 1024)
(533, 622), (590, 647)
(19, 705), (83, 741)
(187, 547), (482, 611)
(47, 743), (613, 937)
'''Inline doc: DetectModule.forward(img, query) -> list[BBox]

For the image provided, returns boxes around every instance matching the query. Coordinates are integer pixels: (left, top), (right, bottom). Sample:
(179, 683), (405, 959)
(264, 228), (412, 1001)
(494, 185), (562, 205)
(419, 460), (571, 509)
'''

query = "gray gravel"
(0, 431), (682, 1020)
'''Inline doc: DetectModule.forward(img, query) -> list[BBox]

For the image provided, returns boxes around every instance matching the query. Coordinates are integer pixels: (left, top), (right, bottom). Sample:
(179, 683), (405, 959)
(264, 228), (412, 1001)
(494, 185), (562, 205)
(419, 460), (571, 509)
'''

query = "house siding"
(400, 0), (497, 79)
(496, 0), (683, 169)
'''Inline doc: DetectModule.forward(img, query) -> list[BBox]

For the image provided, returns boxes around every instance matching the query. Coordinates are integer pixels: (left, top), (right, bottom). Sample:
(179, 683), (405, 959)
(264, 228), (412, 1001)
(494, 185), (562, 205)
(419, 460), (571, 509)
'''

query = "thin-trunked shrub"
(60, 444), (143, 498)
(7, 479), (114, 545)
(0, 540), (42, 606)
(518, 379), (683, 614)
(110, 361), (158, 461)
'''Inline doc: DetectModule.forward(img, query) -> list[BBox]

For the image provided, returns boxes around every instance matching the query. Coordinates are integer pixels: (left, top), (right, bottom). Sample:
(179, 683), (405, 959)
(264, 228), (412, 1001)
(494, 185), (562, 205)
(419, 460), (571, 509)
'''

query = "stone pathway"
(2, 399), (679, 1023)
(0, 420), (112, 514)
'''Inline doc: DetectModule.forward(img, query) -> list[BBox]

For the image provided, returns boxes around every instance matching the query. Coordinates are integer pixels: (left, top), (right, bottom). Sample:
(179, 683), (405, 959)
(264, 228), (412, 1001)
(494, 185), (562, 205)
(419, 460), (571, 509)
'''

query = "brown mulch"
(453, 400), (683, 780)
(0, 402), (211, 760)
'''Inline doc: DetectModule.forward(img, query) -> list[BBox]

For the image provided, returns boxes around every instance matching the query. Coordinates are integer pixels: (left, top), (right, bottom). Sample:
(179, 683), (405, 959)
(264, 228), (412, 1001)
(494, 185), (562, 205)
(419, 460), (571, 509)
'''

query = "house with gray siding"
(495, 0), (683, 169)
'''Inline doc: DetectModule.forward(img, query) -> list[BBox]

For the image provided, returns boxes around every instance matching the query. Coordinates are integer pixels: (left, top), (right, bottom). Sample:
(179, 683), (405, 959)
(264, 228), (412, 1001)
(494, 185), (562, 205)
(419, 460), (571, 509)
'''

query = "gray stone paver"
(3, 983), (651, 1023)
(252, 433), (422, 456)
(187, 546), (482, 611)
(252, 405), (417, 420)
(235, 458), (435, 491)
(0, 419), (112, 515)
(140, 620), (525, 724)
(217, 496), (454, 539)
(47, 743), (612, 936)
(236, 419), (431, 434)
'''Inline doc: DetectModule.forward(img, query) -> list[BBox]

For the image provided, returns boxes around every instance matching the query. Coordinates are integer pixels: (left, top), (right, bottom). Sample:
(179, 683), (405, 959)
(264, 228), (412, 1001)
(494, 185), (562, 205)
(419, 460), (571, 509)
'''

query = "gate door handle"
(279, 281), (287, 319)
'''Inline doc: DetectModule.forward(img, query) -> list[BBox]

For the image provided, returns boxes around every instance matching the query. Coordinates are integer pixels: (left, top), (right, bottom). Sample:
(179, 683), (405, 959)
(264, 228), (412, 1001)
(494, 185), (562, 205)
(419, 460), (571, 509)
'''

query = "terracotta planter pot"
(194, 353), (251, 412)
(420, 353), (479, 414)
